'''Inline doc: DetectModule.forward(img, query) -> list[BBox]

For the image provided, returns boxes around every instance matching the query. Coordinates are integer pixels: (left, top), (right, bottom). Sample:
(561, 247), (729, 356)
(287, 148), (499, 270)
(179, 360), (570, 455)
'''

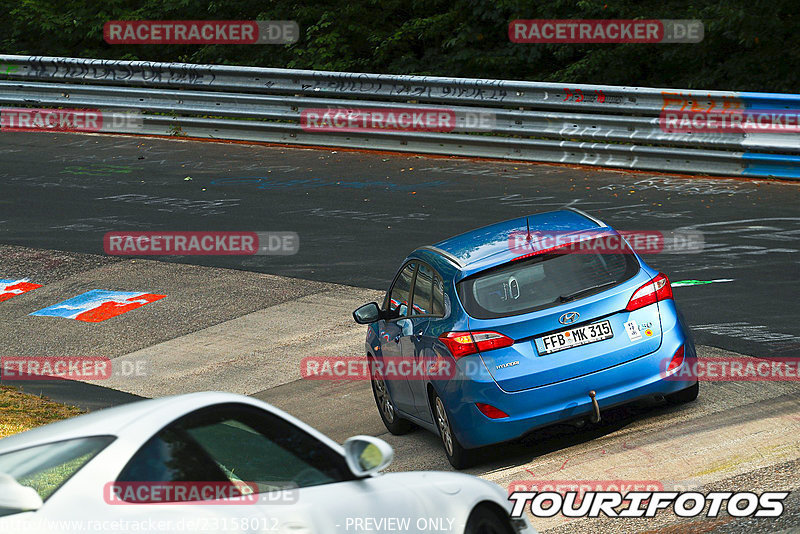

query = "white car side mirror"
(0, 473), (43, 512)
(343, 436), (394, 477)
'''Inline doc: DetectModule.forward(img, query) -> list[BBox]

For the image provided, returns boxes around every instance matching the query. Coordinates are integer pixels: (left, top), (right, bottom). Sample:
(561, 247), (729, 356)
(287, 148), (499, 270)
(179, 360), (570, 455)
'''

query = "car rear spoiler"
(566, 207), (607, 227)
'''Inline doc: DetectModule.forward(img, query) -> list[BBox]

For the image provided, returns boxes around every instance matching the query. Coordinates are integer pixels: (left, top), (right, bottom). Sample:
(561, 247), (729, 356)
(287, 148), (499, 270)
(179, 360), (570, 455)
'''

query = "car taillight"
(666, 345), (685, 375)
(475, 402), (509, 419)
(626, 272), (673, 311)
(438, 331), (514, 360)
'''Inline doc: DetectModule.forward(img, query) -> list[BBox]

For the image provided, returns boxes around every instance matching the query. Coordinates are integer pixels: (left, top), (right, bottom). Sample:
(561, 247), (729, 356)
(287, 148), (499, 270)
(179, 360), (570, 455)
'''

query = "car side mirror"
(343, 436), (394, 476)
(0, 473), (43, 512)
(353, 302), (381, 324)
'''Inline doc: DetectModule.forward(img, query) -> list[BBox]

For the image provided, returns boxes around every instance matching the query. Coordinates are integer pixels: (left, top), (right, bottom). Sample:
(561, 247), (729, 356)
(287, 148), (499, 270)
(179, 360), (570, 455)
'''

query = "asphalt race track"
(2, 131), (800, 532)
(2, 132), (799, 359)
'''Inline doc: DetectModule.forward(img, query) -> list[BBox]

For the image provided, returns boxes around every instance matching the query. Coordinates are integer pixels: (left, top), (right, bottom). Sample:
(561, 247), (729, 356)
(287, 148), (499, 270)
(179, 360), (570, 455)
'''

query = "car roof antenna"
(526, 216), (532, 241)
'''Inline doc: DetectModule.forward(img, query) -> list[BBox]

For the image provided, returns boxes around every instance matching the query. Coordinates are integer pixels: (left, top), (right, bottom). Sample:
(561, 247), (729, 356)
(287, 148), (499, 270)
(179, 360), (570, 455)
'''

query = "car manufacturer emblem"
(559, 311), (580, 325)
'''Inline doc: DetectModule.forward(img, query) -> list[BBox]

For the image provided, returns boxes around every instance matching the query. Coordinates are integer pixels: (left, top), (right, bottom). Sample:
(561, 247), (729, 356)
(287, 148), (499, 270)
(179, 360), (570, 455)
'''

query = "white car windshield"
(0, 436), (114, 505)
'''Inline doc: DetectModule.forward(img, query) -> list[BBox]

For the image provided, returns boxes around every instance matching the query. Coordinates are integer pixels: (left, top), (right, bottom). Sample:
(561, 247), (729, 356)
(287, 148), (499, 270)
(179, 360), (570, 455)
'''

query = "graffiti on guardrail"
(15, 57), (217, 85)
(661, 91), (743, 113)
(301, 71), (384, 94)
(435, 79), (508, 101)
(561, 88), (624, 105)
(2, 54), (798, 178)
(298, 72), (509, 102)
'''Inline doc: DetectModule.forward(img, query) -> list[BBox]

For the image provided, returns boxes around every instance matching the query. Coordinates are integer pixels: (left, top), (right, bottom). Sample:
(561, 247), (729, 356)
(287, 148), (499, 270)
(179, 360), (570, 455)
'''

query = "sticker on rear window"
(624, 320), (642, 341)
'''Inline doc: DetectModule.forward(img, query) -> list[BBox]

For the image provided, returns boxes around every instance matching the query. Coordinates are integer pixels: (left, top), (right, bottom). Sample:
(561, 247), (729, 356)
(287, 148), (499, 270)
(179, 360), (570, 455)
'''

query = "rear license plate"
(536, 320), (613, 355)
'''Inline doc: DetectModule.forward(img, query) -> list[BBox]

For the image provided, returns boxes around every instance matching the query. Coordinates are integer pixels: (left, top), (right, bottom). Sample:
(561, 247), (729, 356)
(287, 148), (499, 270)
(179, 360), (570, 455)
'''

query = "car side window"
(411, 264), (434, 315)
(116, 425), (229, 485)
(432, 274), (446, 317)
(385, 262), (416, 319)
(117, 403), (354, 499)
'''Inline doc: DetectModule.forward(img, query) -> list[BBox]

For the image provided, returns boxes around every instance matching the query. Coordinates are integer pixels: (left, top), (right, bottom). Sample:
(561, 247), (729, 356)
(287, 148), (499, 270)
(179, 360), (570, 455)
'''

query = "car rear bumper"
(441, 308), (696, 449)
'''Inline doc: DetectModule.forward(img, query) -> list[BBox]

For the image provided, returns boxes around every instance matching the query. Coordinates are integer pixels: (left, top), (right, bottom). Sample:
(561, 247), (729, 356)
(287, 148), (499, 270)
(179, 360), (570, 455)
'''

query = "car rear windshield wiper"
(558, 281), (616, 303)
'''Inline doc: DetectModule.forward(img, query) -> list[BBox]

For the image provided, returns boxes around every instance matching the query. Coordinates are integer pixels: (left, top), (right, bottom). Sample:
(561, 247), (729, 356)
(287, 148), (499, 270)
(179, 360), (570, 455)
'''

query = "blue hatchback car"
(353, 208), (698, 468)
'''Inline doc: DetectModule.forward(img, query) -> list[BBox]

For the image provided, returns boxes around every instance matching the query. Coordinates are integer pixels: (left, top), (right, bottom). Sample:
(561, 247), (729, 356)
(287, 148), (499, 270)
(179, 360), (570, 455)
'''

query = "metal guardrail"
(1, 54), (799, 179)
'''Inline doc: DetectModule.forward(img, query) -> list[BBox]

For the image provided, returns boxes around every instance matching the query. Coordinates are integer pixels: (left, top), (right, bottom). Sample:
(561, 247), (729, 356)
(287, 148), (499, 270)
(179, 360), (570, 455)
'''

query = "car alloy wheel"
(435, 396), (454, 456)
(432, 392), (473, 468)
(369, 357), (414, 435)
(373, 370), (395, 423)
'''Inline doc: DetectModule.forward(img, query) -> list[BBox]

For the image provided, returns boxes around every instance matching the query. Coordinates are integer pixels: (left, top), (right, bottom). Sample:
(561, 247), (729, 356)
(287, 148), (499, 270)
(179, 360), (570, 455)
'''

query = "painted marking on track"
(30, 290), (165, 322)
(692, 321), (800, 345)
(671, 279), (734, 287)
(0, 279), (43, 302)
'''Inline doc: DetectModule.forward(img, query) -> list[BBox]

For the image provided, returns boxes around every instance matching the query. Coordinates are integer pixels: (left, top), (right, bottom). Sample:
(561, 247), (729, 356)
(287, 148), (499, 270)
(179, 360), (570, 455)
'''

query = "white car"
(0, 391), (534, 534)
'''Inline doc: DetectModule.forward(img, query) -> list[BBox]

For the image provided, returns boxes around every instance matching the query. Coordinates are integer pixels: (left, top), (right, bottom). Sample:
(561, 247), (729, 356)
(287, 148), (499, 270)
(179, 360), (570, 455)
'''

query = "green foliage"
(0, 0), (797, 92)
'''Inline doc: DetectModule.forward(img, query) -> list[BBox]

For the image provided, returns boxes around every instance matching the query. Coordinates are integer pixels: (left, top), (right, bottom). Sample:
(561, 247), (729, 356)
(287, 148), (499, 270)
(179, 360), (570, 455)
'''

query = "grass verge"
(0, 386), (83, 439)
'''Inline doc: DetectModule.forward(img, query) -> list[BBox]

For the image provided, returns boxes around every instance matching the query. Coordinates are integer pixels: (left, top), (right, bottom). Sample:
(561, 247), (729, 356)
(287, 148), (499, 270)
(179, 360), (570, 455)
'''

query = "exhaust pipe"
(588, 390), (601, 423)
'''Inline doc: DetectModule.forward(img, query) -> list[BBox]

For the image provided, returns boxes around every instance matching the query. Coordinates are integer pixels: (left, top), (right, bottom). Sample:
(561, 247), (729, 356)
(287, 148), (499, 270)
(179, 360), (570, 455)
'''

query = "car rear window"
(457, 245), (639, 319)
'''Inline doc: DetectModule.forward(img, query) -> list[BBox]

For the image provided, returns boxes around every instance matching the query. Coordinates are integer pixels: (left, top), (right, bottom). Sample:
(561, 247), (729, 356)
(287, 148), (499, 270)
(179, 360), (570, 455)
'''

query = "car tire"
(369, 356), (414, 435)
(464, 504), (515, 534)
(432, 392), (474, 469)
(666, 380), (699, 404)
